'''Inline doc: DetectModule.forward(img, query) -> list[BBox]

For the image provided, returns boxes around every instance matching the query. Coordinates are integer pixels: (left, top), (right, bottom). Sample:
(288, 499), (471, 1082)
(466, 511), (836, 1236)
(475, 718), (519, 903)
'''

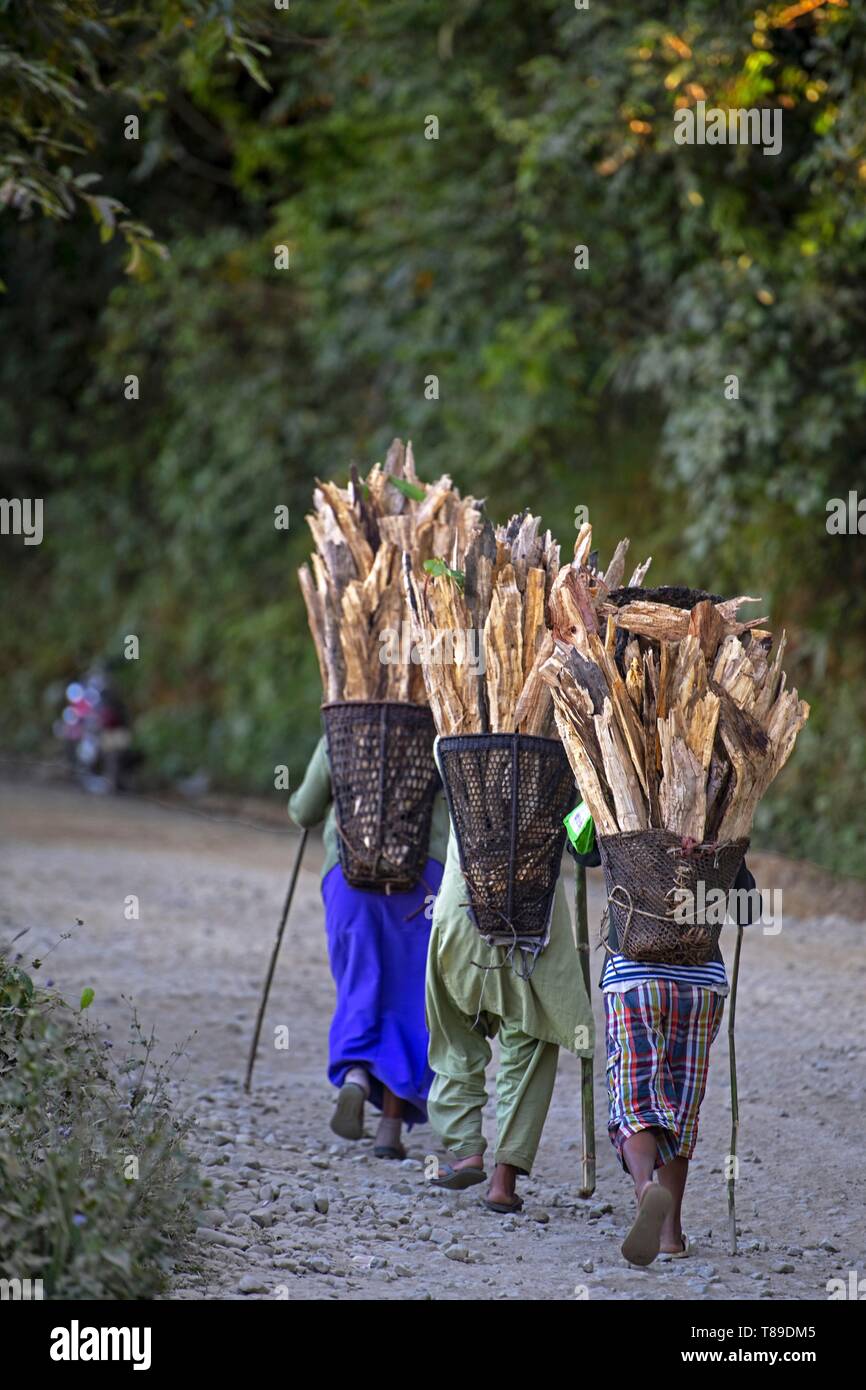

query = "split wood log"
(550, 693), (619, 835)
(405, 509), (560, 737)
(595, 698), (648, 832)
(537, 520), (808, 841)
(607, 599), (769, 646)
(300, 440), (482, 705)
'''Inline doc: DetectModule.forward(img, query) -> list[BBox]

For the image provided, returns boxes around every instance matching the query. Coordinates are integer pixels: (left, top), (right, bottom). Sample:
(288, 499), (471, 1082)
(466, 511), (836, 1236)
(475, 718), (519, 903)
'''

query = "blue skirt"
(321, 857), (443, 1128)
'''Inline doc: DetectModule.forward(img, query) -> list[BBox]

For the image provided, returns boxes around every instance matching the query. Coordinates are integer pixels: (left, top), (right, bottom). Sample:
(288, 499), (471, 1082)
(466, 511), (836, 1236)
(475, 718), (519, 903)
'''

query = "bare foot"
(658, 1195), (684, 1253)
(487, 1162), (519, 1208)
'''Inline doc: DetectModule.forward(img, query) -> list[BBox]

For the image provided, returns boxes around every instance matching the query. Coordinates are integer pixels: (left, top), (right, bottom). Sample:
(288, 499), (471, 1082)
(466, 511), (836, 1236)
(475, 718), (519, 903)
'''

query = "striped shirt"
(596, 861), (758, 997)
(601, 951), (729, 996)
(568, 845), (755, 999)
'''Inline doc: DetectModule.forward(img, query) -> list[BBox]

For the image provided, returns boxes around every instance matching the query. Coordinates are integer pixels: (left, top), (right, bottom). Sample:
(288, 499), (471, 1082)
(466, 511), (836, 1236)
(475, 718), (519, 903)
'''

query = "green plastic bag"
(564, 801), (595, 857)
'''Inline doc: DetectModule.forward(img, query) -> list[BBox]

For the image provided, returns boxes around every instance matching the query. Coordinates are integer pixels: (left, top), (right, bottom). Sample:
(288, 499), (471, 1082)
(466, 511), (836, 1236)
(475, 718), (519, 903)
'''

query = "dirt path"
(1, 779), (863, 1302)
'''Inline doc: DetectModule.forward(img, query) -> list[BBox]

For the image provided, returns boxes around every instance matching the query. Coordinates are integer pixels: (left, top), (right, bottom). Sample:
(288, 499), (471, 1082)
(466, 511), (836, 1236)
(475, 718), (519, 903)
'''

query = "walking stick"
(574, 862), (596, 1199)
(244, 827), (308, 1093)
(727, 922), (744, 1255)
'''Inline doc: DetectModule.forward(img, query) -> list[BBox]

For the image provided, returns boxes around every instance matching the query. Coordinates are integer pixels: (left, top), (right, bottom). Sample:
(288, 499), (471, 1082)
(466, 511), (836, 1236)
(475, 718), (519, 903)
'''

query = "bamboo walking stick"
(574, 862), (596, 1199)
(244, 828), (309, 1093)
(727, 922), (744, 1255)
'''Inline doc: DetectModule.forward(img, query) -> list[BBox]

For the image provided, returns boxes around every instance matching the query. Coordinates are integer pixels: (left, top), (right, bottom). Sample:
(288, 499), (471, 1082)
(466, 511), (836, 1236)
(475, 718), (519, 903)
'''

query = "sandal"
(430, 1162), (487, 1191)
(373, 1142), (406, 1160)
(373, 1116), (405, 1160)
(483, 1195), (524, 1214)
(329, 1082), (366, 1141)
(621, 1184), (672, 1267)
(667, 1231), (690, 1259)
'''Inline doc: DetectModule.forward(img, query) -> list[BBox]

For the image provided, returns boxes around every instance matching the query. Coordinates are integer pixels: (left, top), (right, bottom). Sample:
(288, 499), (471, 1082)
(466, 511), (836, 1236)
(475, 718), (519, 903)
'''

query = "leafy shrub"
(0, 943), (206, 1299)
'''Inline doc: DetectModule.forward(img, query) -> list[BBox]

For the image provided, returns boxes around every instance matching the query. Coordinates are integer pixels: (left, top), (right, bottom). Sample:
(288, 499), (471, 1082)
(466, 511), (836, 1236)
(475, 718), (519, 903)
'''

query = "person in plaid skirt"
(574, 840), (758, 1266)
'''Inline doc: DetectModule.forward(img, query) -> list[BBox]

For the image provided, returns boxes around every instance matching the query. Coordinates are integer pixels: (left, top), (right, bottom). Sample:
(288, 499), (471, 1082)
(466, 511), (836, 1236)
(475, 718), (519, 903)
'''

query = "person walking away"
(589, 840), (760, 1265)
(289, 735), (449, 1158)
(426, 825), (594, 1213)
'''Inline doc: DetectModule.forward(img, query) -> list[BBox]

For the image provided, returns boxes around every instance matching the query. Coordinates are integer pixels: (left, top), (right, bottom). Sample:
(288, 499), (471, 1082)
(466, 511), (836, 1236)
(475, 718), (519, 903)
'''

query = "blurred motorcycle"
(54, 667), (136, 794)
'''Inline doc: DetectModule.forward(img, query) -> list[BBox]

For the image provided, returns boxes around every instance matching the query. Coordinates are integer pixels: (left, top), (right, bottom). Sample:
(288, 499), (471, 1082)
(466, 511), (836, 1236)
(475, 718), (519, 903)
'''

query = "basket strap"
(468, 941), (543, 990)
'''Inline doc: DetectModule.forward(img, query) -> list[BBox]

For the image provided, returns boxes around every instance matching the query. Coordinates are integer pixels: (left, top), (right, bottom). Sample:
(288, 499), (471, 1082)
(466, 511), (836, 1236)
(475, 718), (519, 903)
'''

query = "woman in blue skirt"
(289, 736), (448, 1158)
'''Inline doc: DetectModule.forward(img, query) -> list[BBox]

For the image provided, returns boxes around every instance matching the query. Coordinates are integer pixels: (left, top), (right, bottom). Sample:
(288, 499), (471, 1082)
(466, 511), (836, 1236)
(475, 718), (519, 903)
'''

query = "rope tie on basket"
(470, 943), (539, 985)
(461, 906), (542, 1006)
(461, 896), (542, 990)
(468, 948), (539, 1027)
(664, 837), (740, 869)
(599, 884), (683, 957)
(710, 839), (740, 868)
(600, 884), (713, 951)
(470, 955), (492, 1029)
(602, 882), (719, 968)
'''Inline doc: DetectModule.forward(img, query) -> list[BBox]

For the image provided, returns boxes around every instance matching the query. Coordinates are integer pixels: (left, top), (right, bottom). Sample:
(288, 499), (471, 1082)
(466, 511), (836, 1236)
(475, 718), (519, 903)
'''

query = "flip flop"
(483, 1196), (524, 1214)
(621, 1185), (672, 1267)
(329, 1082), (366, 1141)
(668, 1231), (690, 1259)
(430, 1162), (487, 1191)
(373, 1143), (406, 1160)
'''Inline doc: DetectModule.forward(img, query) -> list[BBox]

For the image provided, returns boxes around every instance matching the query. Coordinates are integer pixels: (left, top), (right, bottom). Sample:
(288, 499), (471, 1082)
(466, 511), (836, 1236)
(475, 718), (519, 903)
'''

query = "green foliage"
(1, 1), (864, 871)
(0, 0), (265, 273)
(389, 476), (427, 503)
(423, 557), (466, 591)
(0, 944), (205, 1299)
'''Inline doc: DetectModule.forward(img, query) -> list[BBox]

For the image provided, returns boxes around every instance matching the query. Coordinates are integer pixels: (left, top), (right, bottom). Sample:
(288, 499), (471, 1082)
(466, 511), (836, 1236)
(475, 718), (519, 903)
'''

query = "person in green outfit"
(426, 767), (594, 1213)
(289, 735), (450, 1158)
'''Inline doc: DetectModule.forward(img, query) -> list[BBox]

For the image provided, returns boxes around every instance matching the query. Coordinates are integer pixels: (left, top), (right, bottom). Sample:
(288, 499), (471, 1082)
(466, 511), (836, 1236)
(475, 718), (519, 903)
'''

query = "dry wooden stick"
(299, 439), (481, 705)
(406, 509), (561, 737)
(538, 520), (808, 841)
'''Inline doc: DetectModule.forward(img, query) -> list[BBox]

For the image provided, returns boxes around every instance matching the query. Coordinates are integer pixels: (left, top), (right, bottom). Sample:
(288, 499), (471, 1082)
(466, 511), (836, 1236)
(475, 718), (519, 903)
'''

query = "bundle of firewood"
(298, 438), (483, 704)
(540, 523), (810, 842)
(404, 510), (561, 736)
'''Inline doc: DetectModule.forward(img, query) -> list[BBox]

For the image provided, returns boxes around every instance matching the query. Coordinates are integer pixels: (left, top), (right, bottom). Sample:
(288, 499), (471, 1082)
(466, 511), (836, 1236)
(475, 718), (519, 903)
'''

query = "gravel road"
(1, 778), (863, 1301)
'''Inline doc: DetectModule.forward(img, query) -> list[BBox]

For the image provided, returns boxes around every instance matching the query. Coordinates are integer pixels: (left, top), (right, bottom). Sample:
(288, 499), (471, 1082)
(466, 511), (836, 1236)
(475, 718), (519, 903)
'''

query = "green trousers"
(426, 963), (560, 1175)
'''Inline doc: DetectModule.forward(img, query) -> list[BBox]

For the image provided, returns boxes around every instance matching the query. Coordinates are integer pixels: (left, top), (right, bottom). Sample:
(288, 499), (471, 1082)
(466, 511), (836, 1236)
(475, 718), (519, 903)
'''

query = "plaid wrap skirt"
(604, 980), (724, 1168)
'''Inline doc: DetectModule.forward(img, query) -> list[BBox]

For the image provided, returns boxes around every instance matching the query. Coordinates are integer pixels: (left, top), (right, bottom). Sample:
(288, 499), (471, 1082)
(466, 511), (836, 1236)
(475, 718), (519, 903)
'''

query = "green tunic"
(427, 827), (594, 1057)
(425, 782), (595, 1171)
(288, 735), (450, 878)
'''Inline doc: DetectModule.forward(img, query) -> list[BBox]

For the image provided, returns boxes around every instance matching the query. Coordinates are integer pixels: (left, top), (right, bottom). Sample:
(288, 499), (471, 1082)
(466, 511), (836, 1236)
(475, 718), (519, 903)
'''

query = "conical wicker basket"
(599, 830), (749, 966)
(322, 700), (439, 893)
(600, 584), (748, 964)
(437, 732), (576, 968)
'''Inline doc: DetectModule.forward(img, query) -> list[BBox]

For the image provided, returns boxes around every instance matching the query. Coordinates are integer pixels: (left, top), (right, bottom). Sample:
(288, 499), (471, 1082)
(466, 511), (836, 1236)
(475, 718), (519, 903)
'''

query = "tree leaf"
(386, 475), (426, 502)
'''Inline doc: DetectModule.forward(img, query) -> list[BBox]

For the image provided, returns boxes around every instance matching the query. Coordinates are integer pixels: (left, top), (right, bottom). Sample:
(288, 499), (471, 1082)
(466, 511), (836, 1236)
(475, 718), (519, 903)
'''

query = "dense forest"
(2, 0), (864, 873)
